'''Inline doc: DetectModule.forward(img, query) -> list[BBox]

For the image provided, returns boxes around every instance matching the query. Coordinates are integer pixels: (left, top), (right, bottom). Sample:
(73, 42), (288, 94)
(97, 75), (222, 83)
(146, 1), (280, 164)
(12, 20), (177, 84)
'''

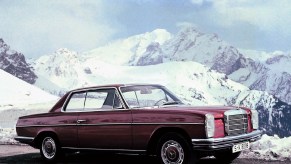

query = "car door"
(77, 88), (132, 149)
(58, 91), (86, 148)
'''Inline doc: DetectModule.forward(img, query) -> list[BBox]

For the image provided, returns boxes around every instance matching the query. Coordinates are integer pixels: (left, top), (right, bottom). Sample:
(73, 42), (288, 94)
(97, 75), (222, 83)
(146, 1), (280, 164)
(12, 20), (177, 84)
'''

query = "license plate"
(232, 142), (249, 153)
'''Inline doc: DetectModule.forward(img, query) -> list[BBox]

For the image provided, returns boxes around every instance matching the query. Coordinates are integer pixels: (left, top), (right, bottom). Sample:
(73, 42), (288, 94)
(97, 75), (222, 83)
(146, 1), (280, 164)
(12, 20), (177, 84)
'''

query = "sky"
(0, 0), (291, 58)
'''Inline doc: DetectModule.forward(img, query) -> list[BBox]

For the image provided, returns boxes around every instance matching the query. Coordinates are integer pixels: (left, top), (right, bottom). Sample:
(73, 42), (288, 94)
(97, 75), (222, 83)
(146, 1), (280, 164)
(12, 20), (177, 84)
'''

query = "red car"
(15, 84), (261, 164)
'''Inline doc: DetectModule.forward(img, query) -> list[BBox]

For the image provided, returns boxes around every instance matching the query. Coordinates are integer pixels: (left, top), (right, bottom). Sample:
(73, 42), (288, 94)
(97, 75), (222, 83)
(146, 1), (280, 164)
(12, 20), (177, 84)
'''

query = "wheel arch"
(34, 131), (59, 149)
(146, 127), (192, 155)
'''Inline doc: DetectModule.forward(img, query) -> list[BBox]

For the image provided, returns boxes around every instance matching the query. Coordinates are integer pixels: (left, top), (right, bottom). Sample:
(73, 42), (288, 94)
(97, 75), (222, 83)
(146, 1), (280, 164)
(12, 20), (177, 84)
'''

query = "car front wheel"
(40, 136), (62, 162)
(157, 133), (196, 164)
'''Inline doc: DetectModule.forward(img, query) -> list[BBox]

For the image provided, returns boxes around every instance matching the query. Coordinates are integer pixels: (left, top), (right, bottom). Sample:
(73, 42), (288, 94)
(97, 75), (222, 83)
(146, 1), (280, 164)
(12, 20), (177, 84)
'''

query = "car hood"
(160, 105), (249, 118)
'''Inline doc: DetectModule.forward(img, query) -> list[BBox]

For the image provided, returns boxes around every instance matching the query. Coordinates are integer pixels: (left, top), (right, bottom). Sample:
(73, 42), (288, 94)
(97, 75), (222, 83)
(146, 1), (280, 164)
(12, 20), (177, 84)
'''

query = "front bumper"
(192, 130), (262, 151)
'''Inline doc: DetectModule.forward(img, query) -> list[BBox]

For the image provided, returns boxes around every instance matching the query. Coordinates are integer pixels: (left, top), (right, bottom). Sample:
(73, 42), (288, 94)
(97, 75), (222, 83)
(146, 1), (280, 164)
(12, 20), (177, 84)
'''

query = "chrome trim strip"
(77, 123), (201, 126)
(16, 124), (77, 128)
(14, 136), (35, 145)
(62, 147), (146, 152)
(63, 108), (132, 113)
(14, 136), (34, 140)
(78, 123), (132, 126)
(133, 122), (203, 125)
(224, 108), (247, 115)
(16, 122), (204, 128)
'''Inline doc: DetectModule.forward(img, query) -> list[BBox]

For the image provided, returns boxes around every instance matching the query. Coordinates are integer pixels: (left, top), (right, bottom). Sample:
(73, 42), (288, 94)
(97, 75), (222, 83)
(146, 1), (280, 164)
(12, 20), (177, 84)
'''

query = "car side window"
(84, 91), (108, 110)
(122, 91), (139, 108)
(65, 92), (86, 112)
(83, 88), (123, 111)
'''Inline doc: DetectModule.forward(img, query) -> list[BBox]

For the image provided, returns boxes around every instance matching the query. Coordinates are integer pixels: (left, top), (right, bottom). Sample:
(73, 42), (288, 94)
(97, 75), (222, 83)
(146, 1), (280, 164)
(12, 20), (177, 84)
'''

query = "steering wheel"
(154, 99), (167, 106)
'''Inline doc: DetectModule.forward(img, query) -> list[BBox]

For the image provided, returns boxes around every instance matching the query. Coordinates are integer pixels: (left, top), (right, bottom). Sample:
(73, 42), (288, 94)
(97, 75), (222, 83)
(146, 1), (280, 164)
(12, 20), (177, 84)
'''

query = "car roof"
(70, 83), (163, 92)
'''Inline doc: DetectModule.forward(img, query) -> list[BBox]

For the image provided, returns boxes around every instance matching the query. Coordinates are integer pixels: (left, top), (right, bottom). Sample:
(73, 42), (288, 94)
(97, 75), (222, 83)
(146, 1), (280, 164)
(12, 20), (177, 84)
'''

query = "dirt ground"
(0, 145), (289, 164)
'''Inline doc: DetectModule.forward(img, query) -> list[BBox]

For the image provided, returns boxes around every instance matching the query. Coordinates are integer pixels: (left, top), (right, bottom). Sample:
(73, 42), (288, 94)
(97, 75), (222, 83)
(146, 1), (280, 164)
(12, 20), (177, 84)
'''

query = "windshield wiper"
(161, 101), (181, 106)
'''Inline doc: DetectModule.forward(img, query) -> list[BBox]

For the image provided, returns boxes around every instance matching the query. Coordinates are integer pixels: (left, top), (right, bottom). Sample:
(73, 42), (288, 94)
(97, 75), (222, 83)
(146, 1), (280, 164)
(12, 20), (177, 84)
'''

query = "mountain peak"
(0, 38), (9, 52)
(55, 48), (76, 55)
(178, 26), (202, 34)
(0, 38), (37, 84)
(151, 28), (171, 36)
(51, 48), (79, 61)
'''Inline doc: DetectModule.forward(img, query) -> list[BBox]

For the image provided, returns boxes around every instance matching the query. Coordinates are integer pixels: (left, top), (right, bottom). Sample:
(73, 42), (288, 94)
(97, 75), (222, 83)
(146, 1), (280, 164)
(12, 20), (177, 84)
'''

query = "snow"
(239, 49), (274, 62)
(241, 134), (291, 161)
(0, 101), (58, 144)
(0, 69), (58, 107)
(33, 55), (265, 107)
(0, 67), (57, 107)
(0, 69), (58, 144)
(1, 28), (290, 160)
(0, 128), (17, 144)
(82, 29), (172, 66)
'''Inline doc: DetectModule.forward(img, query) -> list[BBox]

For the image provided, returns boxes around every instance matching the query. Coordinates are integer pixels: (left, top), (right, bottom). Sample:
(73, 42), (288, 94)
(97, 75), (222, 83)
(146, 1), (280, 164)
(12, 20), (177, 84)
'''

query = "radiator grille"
(224, 110), (248, 136)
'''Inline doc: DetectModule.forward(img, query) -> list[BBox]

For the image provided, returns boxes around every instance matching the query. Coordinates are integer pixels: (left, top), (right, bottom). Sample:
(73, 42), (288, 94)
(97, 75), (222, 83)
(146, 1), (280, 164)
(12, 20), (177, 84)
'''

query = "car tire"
(215, 150), (241, 163)
(157, 132), (197, 164)
(40, 136), (63, 162)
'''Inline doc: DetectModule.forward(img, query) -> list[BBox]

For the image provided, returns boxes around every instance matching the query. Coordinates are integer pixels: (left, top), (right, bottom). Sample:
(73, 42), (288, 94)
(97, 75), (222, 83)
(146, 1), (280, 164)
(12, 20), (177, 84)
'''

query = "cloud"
(190, 0), (214, 6)
(1, 0), (290, 57)
(207, 0), (291, 35)
(190, 0), (205, 6)
(0, 0), (117, 57)
(176, 22), (198, 29)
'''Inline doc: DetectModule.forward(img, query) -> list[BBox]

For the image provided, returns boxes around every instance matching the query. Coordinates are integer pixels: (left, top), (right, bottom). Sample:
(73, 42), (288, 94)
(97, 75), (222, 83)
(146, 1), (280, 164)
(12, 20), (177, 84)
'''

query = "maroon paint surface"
(16, 84), (255, 151)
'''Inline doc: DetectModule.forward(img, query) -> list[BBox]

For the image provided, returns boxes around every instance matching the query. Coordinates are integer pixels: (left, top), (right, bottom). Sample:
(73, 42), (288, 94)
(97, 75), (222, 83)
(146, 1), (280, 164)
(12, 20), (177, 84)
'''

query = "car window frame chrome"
(61, 87), (128, 113)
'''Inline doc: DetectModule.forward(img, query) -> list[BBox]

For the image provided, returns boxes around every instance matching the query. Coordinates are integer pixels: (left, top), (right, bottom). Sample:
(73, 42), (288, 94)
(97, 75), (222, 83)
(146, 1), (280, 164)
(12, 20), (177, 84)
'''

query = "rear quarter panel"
(16, 112), (78, 147)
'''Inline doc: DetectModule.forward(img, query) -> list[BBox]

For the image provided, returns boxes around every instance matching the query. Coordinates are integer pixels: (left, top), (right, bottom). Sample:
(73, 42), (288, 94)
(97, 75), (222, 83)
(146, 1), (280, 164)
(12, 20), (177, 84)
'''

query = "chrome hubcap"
(161, 140), (184, 164)
(42, 137), (56, 159)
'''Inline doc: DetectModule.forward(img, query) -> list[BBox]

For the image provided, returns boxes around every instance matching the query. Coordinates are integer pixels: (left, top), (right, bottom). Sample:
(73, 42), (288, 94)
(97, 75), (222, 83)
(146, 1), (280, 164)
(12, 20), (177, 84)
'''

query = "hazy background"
(0, 0), (290, 58)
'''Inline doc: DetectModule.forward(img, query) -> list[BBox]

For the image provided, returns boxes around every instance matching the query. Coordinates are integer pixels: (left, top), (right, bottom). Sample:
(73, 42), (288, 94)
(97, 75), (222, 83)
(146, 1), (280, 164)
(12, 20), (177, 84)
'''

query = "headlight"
(205, 114), (215, 138)
(251, 110), (259, 130)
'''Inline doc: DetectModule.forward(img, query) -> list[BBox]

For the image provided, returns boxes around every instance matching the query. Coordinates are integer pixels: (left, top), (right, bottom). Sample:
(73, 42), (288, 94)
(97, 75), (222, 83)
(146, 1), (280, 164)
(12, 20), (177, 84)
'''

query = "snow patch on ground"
(0, 101), (58, 144)
(0, 128), (17, 144)
(241, 134), (291, 161)
(0, 69), (58, 108)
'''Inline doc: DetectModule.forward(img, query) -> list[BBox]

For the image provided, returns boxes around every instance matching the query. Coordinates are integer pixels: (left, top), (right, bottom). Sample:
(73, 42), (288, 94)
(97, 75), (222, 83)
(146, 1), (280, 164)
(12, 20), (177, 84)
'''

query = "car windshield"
(120, 85), (183, 108)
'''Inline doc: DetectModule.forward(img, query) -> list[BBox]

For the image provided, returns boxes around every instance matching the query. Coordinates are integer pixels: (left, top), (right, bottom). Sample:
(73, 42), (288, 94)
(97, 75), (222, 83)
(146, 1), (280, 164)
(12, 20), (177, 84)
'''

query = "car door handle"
(77, 120), (87, 124)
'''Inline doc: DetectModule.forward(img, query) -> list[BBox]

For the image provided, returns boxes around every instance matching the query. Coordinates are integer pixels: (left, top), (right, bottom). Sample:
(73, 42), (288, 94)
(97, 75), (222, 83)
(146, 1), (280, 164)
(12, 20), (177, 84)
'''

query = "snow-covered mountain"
(111, 27), (291, 105)
(1, 27), (287, 137)
(0, 38), (37, 84)
(232, 49), (291, 104)
(1, 28), (291, 160)
(32, 48), (291, 137)
(0, 69), (57, 108)
(83, 29), (172, 66)
(31, 48), (83, 95)
(135, 27), (244, 75)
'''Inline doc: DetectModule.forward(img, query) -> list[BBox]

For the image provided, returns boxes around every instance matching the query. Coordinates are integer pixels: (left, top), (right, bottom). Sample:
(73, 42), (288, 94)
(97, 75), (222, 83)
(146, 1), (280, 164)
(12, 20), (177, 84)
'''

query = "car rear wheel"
(157, 133), (196, 164)
(215, 150), (241, 163)
(40, 136), (62, 162)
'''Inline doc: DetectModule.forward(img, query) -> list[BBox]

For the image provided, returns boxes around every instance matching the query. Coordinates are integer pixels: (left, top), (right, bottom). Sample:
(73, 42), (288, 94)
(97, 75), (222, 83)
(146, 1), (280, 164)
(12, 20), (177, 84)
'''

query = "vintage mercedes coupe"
(15, 84), (262, 163)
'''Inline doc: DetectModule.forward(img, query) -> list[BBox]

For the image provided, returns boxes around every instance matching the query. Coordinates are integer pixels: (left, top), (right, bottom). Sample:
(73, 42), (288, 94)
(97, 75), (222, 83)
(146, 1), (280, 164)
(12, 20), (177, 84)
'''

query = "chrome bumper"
(14, 136), (34, 145)
(192, 130), (262, 151)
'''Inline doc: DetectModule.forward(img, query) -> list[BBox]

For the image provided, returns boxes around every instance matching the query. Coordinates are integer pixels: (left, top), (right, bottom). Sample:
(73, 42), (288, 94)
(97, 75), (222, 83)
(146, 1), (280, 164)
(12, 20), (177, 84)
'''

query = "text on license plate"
(232, 141), (249, 153)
